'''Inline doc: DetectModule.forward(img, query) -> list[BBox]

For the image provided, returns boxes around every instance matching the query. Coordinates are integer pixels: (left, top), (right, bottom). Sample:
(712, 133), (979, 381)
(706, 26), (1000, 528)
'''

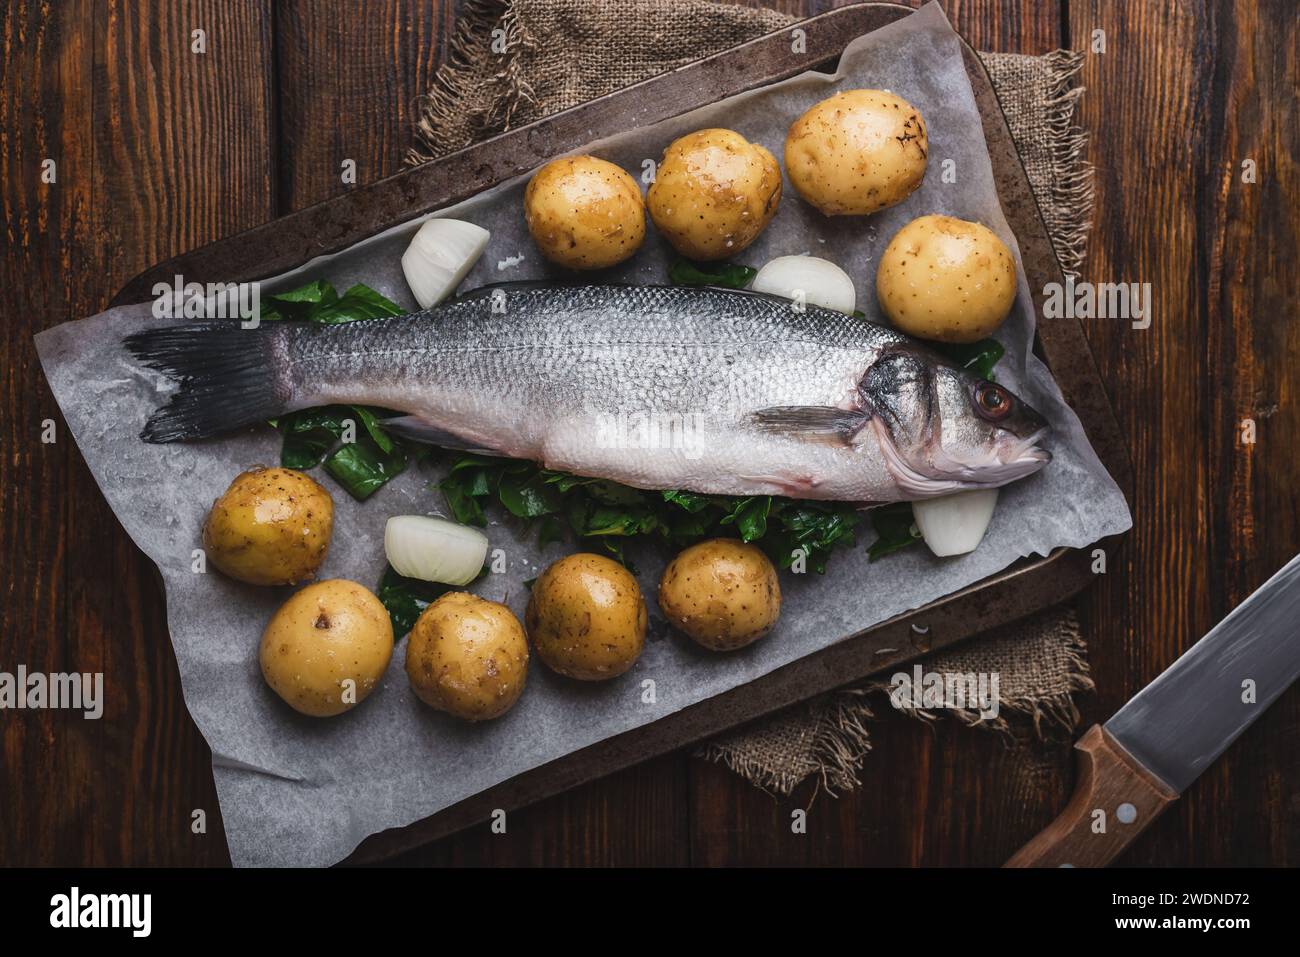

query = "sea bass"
(126, 284), (1051, 502)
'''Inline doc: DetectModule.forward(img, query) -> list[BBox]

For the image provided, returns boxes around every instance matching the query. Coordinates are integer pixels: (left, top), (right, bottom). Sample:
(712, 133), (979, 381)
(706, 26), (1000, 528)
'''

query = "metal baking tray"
(111, 2), (1132, 862)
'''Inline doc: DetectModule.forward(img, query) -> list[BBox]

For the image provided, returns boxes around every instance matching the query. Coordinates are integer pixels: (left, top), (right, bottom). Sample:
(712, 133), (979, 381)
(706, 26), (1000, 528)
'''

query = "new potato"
(647, 129), (782, 261)
(658, 539), (781, 651)
(784, 89), (928, 216)
(525, 553), (647, 680)
(876, 214), (1017, 343)
(524, 155), (646, 270)
(259, 579), (394, 717)
(405, 592), (529, 721)
(203, 466), (333, 586)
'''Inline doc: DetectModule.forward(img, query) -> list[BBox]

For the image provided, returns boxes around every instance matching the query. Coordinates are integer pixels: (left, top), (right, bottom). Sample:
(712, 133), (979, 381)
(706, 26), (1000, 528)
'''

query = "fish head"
(860, 350), (1052, 498)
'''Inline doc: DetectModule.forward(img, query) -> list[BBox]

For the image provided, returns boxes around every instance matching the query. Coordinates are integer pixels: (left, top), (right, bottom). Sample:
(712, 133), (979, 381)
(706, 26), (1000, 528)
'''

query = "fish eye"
(972, 382), (1013, 421)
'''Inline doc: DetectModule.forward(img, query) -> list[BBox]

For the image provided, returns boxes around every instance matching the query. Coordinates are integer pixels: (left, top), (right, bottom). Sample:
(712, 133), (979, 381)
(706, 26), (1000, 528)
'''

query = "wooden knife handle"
(1005, 724), (1178, 868)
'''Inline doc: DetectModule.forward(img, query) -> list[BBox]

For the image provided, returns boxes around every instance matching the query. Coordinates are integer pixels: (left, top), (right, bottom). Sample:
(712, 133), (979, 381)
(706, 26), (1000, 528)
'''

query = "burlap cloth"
(410, 0), (1097, 794)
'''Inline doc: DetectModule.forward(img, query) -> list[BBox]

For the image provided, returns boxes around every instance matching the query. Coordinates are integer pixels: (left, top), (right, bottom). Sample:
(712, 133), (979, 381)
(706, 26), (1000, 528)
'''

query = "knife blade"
(1006, 552), (1300, 867)
(1105, 552), (1300, 793)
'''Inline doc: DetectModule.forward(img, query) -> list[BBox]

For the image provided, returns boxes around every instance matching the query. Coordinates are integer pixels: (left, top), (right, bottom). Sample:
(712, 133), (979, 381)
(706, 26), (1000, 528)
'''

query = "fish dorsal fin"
(749, 406), (869, 444)
(454, 280), (562, 300)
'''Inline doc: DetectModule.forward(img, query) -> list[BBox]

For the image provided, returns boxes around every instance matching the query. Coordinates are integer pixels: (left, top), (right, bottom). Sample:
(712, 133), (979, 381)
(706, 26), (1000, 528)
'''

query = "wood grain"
(728, 0), (1061, 54)
(1204, 0), (1300, 865)
(1064, 0), (1300, 867)
(1, 0), (275, 865)
(0, 0), (94, 868)
(275, 0), (454, 212)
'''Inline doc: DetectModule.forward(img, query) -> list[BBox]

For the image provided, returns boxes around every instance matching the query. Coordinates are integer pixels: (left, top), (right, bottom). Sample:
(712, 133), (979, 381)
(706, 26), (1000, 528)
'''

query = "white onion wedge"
(912, 489), (999, 557)
(751, 255), (857, 314)
(384, 515), (489, 586)
(401, 218), (490, 309)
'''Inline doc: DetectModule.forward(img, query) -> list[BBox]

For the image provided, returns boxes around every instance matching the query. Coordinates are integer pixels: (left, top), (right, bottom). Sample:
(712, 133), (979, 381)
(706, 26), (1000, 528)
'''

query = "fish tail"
(125, 322), (292, 442)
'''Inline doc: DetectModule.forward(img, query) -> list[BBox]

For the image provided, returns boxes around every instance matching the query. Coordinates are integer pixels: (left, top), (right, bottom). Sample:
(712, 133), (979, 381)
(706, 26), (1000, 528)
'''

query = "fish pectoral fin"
(749, 405), (869, 444)
(378, 415), (501, 455)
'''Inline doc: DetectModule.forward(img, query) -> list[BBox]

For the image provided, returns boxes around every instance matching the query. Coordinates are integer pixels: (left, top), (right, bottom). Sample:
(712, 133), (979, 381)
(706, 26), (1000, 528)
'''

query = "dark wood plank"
(383, 753), (691, 866)
(1064, 0), (1300, 866)
(729, 0), (1061, 55)
(1, 0), (276, 865)
(1202, 0), (1300, 867)
(82, 0), (276, 865)
(0, 0), (95, 868)
(275, 0), (457, 211)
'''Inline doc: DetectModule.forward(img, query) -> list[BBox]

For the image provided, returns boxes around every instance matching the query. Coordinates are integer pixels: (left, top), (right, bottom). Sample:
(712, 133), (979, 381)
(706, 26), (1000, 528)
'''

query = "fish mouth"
(1004, 426), (1053, 466)
(979, 427), (1053, 483)
(870, 420), (1052, 499)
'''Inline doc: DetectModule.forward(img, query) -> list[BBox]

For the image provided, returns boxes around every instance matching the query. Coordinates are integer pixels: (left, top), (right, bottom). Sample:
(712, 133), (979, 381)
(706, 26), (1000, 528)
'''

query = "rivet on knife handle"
(1004, 724), (1178, 868)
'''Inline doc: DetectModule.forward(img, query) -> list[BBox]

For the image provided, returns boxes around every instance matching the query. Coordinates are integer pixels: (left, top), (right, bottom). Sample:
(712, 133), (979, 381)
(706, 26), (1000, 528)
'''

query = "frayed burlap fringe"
(407, 0), (794, 165)
(1039, 50), (1094, 279)
(700, 606), (1092, 795)
(979, 49), (1095, 280)
(407, 0), (1099, 797)
(871, 608), (1092, 738)
(407, 0), (537, 165)
(702, 690), (877, 796)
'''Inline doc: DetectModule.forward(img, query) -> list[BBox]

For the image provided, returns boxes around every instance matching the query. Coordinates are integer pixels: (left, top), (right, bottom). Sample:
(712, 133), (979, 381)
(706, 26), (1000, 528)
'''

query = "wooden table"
(3, 0), (1296, 867)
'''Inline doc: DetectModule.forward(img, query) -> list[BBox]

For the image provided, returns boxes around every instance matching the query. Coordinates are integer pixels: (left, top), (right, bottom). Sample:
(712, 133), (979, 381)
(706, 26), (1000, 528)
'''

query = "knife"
(1006, 552), (1300, 867)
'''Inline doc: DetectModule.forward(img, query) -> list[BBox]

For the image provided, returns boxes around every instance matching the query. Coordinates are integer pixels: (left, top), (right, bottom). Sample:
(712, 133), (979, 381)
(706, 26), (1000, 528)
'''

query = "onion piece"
(751, 254), (857, 314)
(401, 218), (490, 309)
(912, 489), (999, 557)
(384, 515), (489, 586)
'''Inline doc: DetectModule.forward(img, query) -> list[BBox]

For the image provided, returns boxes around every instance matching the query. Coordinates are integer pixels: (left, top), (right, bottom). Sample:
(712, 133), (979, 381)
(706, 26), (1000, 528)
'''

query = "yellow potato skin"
(784, 89), (928, 216)
(203, 466), (333, 586)
(259, 579), (394, 718)
(876, 214), (1017, 343)
(405, 592), (529, 721)
(658, 539), (781, 652)
(524, 156), (646, 270)
(647, 129), (782, 261)
(525, 553), (647, 681)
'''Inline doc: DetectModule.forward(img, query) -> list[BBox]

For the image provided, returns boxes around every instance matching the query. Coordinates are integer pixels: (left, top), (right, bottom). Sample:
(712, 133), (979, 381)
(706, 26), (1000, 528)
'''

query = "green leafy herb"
(720, 496), (772, 541)
(668, 258), (757, 289)
(375, 565), (455, 638)
(498, 470), (564, 519)
(275, 404), (411, 500)
(934, 338), (1005, 382)
(256, 280), (338, 322)
(439, 453), (860, 573)
(324, 439), (408, 501)
(278, 406), (354, 470)
(309, 283), (404, 324)
(866, 502), (922, 561)
(265, 279), (417, 500)
(376, 563), (492, 637)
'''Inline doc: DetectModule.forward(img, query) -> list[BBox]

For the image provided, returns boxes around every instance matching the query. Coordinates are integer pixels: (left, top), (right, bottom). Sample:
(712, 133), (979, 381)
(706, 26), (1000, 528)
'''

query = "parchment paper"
(35, 4), (1130, 866)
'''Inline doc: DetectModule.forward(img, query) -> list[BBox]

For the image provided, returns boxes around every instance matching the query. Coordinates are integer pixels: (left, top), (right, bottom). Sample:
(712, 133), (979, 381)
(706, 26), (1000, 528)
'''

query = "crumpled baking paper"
(35, 3), (1130, 866)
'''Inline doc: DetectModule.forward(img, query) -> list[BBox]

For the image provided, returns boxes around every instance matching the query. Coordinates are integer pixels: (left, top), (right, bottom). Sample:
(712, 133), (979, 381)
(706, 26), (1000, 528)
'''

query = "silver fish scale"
(282, 284), (916, 498)
(288, 285), (896, 422)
